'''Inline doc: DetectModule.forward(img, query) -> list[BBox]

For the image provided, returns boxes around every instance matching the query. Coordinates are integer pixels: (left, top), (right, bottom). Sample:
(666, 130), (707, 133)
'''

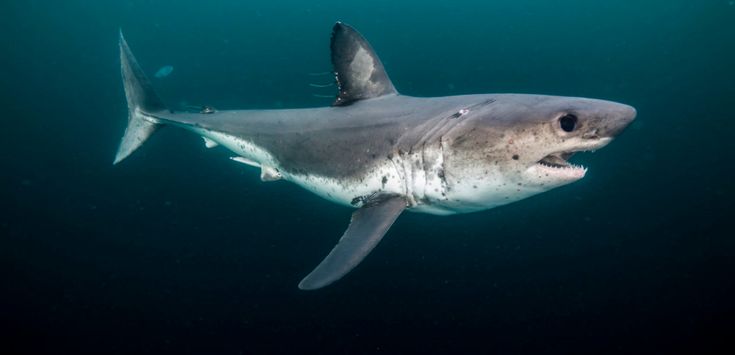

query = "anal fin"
(298, 194), (406, 290)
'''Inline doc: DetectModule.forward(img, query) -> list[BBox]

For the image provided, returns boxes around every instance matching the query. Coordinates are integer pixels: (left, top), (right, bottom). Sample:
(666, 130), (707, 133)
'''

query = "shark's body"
(115, 23), (636, 289)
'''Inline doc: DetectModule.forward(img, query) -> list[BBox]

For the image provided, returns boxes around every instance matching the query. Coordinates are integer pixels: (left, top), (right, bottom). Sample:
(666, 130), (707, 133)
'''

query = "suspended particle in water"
(154, 65), (174, 78)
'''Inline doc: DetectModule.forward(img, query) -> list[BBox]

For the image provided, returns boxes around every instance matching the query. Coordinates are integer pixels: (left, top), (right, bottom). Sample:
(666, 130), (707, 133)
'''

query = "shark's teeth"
(537, 161), (586, 172)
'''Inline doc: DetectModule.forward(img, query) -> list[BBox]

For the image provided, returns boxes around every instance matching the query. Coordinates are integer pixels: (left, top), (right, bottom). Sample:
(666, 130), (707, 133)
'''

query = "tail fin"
(114, 31), (168, 164)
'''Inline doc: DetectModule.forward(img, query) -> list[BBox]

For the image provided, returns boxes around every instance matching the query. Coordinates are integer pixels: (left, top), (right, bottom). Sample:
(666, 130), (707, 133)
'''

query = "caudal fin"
(114, 31), (168, 164)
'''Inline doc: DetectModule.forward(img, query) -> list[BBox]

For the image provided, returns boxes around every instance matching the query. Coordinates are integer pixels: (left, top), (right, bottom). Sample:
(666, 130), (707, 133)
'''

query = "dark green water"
(2, 1), (733, 353)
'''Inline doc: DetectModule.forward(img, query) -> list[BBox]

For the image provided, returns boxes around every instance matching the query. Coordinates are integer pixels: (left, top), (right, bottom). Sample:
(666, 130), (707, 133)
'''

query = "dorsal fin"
(330, 22), (397, 106)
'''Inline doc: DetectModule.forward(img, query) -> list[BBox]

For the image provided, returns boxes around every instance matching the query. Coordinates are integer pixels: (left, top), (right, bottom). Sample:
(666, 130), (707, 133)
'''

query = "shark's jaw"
(525, 137), (613, 184)
(534, 150), (589, 180)
(534, 156), (588, 180)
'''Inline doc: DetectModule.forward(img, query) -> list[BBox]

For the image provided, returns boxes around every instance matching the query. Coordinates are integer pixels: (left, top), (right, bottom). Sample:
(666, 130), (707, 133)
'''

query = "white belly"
(285, 163), (405, 208)
(195, 129), (405, 208)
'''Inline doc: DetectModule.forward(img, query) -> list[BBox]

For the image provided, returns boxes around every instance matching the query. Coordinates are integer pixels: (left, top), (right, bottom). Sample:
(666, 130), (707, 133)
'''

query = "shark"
(114, 22), (636, 290)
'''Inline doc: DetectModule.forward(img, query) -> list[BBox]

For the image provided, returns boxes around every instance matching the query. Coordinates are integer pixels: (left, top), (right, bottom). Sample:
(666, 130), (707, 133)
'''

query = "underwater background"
(1, 0), (733, 353)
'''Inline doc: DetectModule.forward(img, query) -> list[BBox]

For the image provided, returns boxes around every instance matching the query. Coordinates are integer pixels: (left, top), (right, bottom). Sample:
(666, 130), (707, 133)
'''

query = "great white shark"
(114, 22), (636, 290)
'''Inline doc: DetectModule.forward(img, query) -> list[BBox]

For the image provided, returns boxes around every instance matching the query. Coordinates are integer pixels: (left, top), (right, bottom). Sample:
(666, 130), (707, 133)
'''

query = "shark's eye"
(559, 114), (578, 132)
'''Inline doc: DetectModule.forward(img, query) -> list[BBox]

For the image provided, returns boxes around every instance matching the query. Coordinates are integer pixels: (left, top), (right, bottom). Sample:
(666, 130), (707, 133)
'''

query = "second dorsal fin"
(330, 22), (397, 106)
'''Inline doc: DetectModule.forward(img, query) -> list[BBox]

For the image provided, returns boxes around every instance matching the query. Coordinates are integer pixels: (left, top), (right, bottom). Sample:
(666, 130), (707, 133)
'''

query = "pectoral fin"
(298, 195), (406, 290)
(202, 136), (219, 148)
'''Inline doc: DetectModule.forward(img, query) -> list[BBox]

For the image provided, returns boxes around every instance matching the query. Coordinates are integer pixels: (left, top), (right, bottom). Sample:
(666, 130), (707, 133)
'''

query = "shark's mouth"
(530, 137), (616, 180)
(535, 151), (587, 177)
(538, 152), (579, 169)
(533, 137), (613, 176)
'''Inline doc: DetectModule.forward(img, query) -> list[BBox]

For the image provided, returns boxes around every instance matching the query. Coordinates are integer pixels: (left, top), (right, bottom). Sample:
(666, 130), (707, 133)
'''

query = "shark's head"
(437, 94), (636, 213)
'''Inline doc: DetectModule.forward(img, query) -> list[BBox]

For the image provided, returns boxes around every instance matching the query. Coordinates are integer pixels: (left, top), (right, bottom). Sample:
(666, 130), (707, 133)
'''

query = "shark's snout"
(602, 104), (637, 138)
